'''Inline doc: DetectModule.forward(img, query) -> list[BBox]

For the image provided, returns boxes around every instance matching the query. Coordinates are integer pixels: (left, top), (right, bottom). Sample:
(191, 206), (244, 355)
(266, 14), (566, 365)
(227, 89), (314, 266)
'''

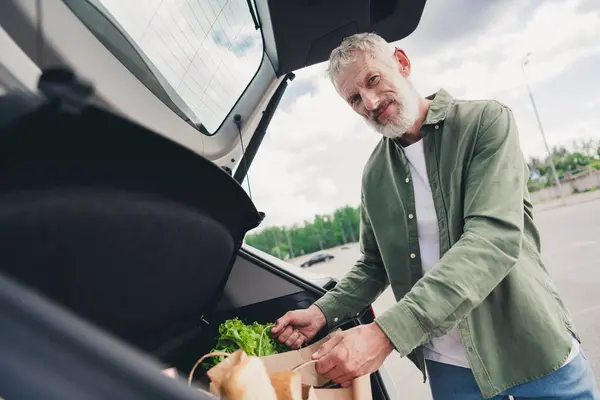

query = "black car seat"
(0, 67), (263, 354)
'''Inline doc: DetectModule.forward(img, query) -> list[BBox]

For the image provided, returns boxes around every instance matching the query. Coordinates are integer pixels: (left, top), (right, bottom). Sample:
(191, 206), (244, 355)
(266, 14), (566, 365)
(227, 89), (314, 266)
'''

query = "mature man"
(271, 33), (599, 399)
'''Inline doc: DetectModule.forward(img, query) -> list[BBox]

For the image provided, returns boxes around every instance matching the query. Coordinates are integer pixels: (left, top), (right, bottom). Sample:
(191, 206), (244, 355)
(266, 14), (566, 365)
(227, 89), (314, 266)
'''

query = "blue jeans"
(425, 352), (600, 399)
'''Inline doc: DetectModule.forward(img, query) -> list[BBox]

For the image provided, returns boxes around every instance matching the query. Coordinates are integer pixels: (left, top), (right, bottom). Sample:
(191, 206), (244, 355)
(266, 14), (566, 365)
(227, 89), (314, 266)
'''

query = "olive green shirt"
(314, 89), (579, 398)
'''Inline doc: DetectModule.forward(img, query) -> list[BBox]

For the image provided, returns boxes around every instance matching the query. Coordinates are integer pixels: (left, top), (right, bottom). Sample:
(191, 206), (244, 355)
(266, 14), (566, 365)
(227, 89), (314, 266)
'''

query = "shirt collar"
(423, 88), (454, 125)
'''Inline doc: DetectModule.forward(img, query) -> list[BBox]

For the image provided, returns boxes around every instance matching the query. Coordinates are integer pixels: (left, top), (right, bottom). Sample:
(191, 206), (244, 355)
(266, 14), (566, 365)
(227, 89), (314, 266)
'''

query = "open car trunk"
(159, 248), (379, 391)
(0, 69), (389, 399)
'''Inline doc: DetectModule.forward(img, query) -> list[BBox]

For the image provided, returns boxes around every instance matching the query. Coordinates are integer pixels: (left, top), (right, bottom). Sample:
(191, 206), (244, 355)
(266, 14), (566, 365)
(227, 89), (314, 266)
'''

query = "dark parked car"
(301, 252), (335, 268)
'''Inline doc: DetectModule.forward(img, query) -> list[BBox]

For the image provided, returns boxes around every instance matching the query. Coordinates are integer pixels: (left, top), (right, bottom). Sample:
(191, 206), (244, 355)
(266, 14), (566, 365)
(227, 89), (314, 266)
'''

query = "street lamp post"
(521, 52), (566, 205)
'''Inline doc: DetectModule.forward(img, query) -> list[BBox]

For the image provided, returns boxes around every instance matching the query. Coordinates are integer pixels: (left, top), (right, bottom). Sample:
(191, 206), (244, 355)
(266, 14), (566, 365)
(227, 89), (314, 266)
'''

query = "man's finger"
(271, 313), (292, 335)
(312, 333), (343, 359)
(285, 330), (300, 347)
(332, 371), (357, 387)
(323, 365), (346, 382)
(315, 344), (346, 376)
(278, 326), (294, 343)
(340, 379), (353, 388)
(316, 356), (337, 377)
(292, 334), (306, 349)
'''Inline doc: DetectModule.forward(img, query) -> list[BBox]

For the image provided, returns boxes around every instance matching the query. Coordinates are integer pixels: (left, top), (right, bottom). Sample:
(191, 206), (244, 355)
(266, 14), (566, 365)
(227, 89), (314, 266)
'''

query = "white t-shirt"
(401, 138), (579, 369)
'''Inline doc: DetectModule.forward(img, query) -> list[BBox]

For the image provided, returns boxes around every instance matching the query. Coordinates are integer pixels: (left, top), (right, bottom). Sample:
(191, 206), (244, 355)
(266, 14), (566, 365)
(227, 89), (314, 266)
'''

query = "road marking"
(574, 305), (600, 317)
(571, 240), (597, 248)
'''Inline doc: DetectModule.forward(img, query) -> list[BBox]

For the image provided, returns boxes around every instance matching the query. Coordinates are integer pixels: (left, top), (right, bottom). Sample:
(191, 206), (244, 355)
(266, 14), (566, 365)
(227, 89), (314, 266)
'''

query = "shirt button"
(333, 317), (339, 323)
(405, 177), (410, 183)
(435, 124), (439, 130)
(410, 253), (416, 259)
(408, 214), (414, 219)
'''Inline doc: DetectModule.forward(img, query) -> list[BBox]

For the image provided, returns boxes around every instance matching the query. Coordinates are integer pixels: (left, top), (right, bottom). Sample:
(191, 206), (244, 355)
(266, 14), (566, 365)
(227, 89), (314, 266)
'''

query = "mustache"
(370, 100), (395, 121)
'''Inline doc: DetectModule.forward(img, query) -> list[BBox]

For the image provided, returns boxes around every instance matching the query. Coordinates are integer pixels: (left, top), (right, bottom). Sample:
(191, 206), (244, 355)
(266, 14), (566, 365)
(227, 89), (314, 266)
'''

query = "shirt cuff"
(313, 294), (358, 330)
(374, 301), (429, 357)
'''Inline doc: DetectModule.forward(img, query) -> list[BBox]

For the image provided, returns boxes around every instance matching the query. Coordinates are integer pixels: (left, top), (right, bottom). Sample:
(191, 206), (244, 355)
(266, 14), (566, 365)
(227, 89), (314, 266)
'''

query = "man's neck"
(398, 99), (432, 147)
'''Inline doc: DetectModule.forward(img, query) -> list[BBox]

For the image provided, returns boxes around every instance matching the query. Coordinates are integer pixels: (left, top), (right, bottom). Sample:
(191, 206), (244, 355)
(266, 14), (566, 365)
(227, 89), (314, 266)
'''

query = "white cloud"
(407, 0), (600, 98)
(584, 95), (600, 110)
(265, 77), (360, 148)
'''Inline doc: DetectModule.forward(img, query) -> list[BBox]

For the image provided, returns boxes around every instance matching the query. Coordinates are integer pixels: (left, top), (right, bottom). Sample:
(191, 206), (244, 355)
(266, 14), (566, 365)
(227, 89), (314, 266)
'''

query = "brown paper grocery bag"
(205, 349), (278, 400)
(261, 331), (372, 400)
(311, 375), (371, 400)
(303, 384), (319, 400)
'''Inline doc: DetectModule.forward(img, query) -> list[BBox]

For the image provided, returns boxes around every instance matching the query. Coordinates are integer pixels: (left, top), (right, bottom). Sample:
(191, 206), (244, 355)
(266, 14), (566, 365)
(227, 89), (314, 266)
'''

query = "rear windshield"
(65, 0), (264, 134)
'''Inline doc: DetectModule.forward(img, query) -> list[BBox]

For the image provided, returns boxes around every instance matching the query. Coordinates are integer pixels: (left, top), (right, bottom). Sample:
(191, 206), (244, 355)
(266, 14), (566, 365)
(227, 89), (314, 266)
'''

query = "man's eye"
(368, 75), (379, 85)
(350, 95), (361, 106)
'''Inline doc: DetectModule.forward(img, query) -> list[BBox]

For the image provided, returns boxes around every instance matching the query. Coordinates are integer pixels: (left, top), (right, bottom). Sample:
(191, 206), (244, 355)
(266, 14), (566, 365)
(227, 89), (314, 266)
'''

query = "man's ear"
(394, 48), (411, 76)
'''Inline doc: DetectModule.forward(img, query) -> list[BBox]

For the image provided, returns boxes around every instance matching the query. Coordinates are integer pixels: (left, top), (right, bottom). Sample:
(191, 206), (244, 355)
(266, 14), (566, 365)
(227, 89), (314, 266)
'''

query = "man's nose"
(362, 90), (380, 111)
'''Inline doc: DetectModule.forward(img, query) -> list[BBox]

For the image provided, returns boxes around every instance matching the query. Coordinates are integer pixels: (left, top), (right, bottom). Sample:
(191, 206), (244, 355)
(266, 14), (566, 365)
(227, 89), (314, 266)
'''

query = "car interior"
(0, 0), (427, 399)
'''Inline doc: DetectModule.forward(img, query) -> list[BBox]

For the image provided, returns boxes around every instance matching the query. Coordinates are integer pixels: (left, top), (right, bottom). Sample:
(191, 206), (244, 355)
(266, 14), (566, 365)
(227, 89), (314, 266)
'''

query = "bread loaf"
(269, 370), (303, 400)
(209, 350), (278, 400)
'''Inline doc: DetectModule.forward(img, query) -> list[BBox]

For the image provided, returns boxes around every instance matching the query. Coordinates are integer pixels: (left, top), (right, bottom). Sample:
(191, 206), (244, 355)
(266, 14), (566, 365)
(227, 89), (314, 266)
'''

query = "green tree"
(525, 138), (599, 192)
(245, 205), (361, 259)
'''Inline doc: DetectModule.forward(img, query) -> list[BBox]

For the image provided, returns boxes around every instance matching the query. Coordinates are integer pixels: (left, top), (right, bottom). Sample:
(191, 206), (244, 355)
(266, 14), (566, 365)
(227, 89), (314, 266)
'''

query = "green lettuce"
(204, 318), (289, 368)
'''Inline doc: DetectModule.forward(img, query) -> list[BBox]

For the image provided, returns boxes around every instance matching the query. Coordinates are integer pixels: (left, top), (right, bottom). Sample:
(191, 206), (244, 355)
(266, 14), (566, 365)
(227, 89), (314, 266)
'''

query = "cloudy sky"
(246, 0), (600, 228)
(98, 0), (600, 229)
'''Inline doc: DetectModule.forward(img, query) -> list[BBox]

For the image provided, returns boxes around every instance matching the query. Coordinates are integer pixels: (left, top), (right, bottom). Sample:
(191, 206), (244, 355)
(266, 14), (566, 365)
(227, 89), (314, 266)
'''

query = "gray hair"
(326, 32), (393, 84)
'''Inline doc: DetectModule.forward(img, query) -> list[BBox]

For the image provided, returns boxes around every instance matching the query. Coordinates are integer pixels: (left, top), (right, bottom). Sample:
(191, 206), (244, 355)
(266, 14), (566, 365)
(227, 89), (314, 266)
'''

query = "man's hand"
(312, 323), (394, 388)
(271, 305), (327, 349)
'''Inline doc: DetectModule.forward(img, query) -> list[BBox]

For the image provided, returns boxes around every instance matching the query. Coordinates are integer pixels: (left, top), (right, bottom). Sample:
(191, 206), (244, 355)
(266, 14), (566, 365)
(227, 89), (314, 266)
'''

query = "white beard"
(366, 77), (421, 139)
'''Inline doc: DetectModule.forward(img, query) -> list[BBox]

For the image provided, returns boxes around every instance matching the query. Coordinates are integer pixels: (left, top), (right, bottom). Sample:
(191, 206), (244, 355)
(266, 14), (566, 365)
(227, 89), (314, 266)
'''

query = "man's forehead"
(335, 56), (373, 95)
